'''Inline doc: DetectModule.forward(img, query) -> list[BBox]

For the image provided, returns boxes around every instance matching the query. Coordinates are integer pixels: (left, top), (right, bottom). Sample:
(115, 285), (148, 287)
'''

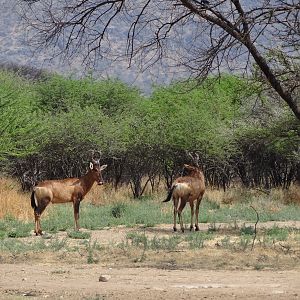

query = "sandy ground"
(1, 264), (299, 300)
(0, 222), (300, 299)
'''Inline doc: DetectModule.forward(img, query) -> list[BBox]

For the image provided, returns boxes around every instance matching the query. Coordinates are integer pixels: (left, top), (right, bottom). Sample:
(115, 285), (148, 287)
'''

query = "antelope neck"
(80, 170), (96, 195)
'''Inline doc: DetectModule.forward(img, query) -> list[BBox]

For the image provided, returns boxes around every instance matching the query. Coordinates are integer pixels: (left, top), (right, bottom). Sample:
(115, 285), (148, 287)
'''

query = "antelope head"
(89, 159), (108, 185)
(182, 164), (199, 176)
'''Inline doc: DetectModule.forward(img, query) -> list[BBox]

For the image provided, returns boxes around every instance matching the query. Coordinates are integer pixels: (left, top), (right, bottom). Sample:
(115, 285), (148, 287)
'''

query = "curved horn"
(90, 150), (102, 161)
(186, 150), (200, 167)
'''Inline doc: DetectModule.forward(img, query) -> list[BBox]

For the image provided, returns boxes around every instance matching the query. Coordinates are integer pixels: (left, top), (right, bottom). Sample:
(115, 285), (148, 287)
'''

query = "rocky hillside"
(0, 0), (160, 92)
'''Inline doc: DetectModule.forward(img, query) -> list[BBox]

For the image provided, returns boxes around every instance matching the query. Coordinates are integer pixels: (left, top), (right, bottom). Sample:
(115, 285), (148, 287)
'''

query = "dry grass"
(206, 186), (300, 206)
(87, 184), (133, 205)
(87, 179), (168, 206)
(284, 183), (300, 205)
(0, 177), (32, 221)
(0, 177), (135, 221)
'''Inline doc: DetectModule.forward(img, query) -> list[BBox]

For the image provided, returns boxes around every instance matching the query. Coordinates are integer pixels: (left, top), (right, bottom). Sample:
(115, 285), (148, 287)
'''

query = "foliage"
(0, 71), (43, 161)
(35, 75), (141, 116)
(0, 68), (299, 195)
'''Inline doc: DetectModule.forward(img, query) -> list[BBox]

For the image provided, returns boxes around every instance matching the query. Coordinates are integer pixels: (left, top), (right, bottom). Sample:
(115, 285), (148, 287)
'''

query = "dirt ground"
(1, 264), (300, 300)
(0, 222), (300, 300)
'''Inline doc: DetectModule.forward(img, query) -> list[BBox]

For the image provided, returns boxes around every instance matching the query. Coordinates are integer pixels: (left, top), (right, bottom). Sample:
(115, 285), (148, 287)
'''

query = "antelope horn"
(186, 150), (200, 167)
(90, 150), (102, 161)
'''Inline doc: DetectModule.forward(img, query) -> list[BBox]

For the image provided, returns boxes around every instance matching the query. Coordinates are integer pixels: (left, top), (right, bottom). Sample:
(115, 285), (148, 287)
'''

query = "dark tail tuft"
(31, 191), (37, 209)
(163, 185), (176, 202)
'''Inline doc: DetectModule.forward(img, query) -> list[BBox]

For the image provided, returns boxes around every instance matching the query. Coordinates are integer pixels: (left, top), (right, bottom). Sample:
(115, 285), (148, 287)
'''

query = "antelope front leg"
(34, 211), (41, 235)
(173, 206), (177, 232)
(73, 199), (81, 231)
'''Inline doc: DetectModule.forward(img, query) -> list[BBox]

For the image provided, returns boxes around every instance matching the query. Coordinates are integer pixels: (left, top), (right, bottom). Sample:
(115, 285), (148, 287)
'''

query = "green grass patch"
(265, 226), (289, 241)
(240, 224), (255, 236)
(126, 232), (182, 251)
(1, 195), (300, 235)
(111, 203), (127, 218)
(0, 216), (32, 238)
(185, 231), (214, 249)
(67, 230), (91, 239)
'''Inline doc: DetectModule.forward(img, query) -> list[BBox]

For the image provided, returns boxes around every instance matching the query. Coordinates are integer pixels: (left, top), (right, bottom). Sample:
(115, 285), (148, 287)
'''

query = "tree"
(21, 0), (300, 120)
(0, 70), (42, 161)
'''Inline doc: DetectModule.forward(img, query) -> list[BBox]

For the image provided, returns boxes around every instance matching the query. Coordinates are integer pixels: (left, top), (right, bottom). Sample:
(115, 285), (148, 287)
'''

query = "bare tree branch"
(20, 0), (300, 119)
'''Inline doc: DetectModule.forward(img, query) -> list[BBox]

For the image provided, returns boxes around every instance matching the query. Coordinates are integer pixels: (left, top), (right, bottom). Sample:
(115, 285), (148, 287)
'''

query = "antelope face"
(90, 160), (108, 185)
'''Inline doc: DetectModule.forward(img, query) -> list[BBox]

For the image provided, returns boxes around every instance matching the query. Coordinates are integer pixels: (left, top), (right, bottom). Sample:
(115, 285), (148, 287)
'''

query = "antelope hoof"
(181, 228), (185, 233)
(190, 225), (194, 231)
(195, 225), (200, 231)
(173, 227), (177, 232)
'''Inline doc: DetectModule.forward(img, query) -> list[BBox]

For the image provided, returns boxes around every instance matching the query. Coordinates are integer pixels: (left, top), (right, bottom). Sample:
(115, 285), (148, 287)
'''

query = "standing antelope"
(163, 164), (205, 232)
(30, 159), (107, 235)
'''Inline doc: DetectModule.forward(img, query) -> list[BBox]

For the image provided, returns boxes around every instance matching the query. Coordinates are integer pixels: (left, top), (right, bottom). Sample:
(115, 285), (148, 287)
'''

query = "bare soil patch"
(1, 264), (300, 300)
(0, 222), (300, 299)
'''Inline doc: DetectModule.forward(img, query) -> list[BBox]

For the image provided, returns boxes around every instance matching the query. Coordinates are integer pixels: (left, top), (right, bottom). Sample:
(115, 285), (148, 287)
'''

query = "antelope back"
(176, 164), (205, 195)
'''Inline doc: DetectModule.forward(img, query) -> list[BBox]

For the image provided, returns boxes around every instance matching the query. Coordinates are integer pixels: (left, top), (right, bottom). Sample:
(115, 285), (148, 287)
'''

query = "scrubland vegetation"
(0, 68), (299, 269)
(0, 177), (299, 270)
(0, 69), (299, 195)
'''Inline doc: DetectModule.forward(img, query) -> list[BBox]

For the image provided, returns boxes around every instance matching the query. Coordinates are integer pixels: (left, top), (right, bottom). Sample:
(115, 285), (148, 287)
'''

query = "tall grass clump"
(0, 177), (32, 221)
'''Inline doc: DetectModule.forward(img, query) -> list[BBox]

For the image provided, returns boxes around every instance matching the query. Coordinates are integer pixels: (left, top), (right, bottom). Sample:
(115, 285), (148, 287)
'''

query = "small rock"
(22, 292), (36, 297)
(99, 275), (111, 282)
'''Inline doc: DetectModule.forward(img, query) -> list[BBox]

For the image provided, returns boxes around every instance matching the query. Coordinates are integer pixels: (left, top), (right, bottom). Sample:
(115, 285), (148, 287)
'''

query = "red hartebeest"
(163, 163), (205, 232)
(30, 159), (107, 235)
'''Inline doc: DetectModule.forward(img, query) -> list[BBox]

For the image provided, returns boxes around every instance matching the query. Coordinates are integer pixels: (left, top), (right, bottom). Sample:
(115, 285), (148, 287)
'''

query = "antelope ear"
(90, 162), (94, 170)
(100, 164), (108, 171)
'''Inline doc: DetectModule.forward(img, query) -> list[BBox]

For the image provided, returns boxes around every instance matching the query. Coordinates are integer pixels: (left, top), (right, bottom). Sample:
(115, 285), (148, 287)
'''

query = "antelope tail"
(31, 190), (37, 209)
(163, 185), (176, 202)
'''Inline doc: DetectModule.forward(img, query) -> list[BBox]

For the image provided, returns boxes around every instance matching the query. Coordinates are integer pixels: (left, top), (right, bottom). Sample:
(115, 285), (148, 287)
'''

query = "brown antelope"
(30, 159), (107, 235)
(163, 163), (205, 232)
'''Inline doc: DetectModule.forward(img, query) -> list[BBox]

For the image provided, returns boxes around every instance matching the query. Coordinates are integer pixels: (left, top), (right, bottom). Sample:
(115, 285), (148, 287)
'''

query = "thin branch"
(250, 205), (259, 251)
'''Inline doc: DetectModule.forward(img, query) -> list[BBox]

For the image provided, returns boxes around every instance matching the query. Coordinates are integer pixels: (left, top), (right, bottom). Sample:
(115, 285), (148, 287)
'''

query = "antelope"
(30, 159), (107, 235)
(163, 163), (205, 232)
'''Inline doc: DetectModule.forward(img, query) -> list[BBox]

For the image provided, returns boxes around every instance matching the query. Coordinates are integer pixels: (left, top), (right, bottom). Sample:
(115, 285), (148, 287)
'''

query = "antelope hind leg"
(195, 197), (203, 231)
(173, 198), (179, 232)
(189, 201), (195, 231)
(178, 198), (187, 233)
(34, 198), (50, 235)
